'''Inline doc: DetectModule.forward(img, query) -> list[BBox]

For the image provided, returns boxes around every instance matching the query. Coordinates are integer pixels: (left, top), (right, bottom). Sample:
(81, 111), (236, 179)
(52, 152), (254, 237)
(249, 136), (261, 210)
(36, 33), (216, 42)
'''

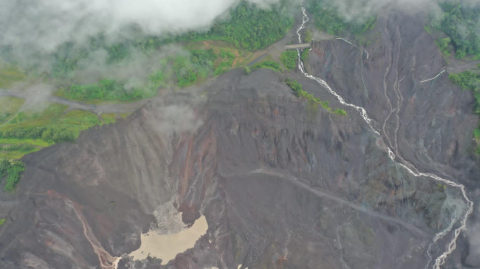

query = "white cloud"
(0, 0), (279, 53)
(323, 0), (441, 22)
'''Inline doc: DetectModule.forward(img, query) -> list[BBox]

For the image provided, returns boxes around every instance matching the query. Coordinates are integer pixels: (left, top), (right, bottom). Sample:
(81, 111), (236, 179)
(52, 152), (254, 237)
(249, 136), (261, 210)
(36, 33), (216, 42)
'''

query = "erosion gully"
(295, 3), (473, 269)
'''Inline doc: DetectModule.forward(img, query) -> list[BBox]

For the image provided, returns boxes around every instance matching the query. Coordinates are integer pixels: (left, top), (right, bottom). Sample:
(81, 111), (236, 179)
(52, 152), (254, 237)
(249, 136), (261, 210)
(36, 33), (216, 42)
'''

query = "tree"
(280, 51), (297, 70)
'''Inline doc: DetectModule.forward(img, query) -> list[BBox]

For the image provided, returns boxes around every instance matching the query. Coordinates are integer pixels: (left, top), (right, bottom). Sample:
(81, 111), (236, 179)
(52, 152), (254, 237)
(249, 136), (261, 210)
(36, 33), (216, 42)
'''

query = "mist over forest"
(0, 0), (479, 115)
(2, 0), (480, 269)
(1, 0), (478, 91)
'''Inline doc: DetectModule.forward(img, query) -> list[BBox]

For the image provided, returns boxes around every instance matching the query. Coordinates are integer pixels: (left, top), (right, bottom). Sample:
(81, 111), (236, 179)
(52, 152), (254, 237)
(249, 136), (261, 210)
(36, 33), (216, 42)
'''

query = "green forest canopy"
(306, 0), (376, 36)
(280, 50), (298, 70)
(58, 48), (237, 102)
(449, 71), (480, 152)
(38, 0), (295, 101)
(0, 1), (295, 102)
(50, 0), (294, 79)
(0, 159), (25, 192)
(449, 71), (480, 112)
(251, 60), (283, 73)
(431, 1), (480, 59)
(284, 78), (347, 115)
(0, 0), (296, 187)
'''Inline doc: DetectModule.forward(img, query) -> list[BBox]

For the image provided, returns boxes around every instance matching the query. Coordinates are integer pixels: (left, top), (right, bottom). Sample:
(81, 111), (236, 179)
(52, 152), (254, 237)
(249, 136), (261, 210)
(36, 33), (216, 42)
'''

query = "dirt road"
(0, 89), (149, 114)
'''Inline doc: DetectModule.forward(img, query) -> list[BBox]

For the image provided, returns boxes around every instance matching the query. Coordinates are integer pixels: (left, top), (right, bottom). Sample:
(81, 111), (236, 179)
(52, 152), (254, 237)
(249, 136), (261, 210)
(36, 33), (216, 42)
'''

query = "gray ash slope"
(0, 8), (479, 269)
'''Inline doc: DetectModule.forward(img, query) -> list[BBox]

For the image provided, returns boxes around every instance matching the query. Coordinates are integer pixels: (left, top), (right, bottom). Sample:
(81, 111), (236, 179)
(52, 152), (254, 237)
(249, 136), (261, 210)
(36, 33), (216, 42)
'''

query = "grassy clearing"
(237, 52), (257, 67)
(1, 145), (39, 156)
(172, 48), (237, 87)
(0, 97), (25, 124)
(4, 0), (295, 104)
(55, 79), (157, 104)
(0, 66), (25, 88)
(101, 113), (118, 125)
(284, 79), (347, 116)
(0, 151), (37, 160)
(0, 103), (115, 160)
(0, 104), (107, 140)
(0, 138), (52, 147)
(100, 112), (132, 123)
(185, 40), (255, 68)
(252, 61), (283, 72)
(0, 102), (120, 190)
(0, 219), (5, 226)
(56, 46), (243, 104)
(51, 46), (275, 104)
(251, 56), (284, 72)
(119, 113), (131, 119)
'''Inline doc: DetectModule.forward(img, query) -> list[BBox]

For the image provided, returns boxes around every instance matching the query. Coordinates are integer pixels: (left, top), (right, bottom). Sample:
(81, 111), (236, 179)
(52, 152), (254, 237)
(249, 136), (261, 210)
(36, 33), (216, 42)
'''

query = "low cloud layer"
(2, 0), (471, 57)
(327, 0), (480, 23)
(324, 0), (439, 22)
(0, 0), (279, 54)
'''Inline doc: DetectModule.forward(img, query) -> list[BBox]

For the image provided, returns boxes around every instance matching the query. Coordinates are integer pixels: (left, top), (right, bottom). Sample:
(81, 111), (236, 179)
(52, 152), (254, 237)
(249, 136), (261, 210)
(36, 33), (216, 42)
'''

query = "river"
(294, 3), (473, 269)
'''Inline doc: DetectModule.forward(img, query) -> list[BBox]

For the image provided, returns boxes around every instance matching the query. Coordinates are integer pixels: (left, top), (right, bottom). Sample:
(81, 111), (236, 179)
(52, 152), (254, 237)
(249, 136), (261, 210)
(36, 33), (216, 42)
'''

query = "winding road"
(250, 168), (431, 238)
(0, 88), (148, 115)
(446, 60), (480, 74)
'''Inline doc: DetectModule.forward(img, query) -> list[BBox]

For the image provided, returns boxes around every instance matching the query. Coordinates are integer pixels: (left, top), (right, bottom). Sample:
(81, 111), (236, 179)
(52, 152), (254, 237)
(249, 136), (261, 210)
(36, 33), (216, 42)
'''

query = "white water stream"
(421, 68), (446, 83)
(335, 37), (369, 60)
(295, 4), (473, 269)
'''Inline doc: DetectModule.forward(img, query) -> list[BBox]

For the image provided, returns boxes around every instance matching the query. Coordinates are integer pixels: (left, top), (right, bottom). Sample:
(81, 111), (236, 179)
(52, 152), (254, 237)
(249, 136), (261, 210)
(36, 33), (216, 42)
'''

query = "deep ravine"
(294, 3), (474, 269)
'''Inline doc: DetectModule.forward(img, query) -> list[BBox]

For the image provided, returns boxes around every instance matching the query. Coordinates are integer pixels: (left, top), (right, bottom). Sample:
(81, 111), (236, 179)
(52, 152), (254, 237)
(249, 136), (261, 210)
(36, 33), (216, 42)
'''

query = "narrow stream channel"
(294, 3), (473, 269)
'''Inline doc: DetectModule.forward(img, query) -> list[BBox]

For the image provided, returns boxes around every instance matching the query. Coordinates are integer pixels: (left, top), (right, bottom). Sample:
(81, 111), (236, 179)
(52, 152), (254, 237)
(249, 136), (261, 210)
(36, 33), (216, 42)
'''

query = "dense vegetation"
(306, 0), (376, 36)
(65, 79), (153, 102)
(5, 104), (125, 161)
(430, 1), (480, 59)
(0, 65), (25, 88)
(173, 49), (236, 87)
(435, 37), (452, 57)
(49, 0), (293, 79)
(0, 144), (36, 152)
(280, 51), (298, 70)
(301, 49), (310, 63)
(0, 159), (9, 179)
(305, 29), (313, 43)
(0, 0), (294, 104)
(251, 61), (283, 73)
(0, 104), (123, 162)
(449, 71), (480, 95)
(191, 1), (294, 50)
(284, 79), (347, 115)
(123, 1), (294, 53)
(0, 0), (296, 189)
(0, 97), (24, 125)
(56, 48), (238, 101)
(0, 159), (25, 192)
(449, 71), (480, 113)
(449, 71), (480, 152)
(0, 105), (115, 143)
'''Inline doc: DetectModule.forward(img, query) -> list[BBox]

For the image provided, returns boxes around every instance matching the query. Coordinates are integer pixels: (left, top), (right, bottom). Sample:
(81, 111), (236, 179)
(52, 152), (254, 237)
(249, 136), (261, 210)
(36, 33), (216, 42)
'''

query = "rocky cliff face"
(308, 10), (479, 185)
(0, 8), (478, 269)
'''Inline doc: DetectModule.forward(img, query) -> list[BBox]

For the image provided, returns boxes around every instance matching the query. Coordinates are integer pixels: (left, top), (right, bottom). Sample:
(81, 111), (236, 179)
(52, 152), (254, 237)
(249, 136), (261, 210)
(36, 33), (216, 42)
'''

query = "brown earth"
(0, 7), (479, 269)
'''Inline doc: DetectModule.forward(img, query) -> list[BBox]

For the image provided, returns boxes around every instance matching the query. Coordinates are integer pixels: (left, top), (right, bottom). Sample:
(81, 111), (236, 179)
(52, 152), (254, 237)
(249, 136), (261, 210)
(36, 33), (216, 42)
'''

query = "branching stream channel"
(295, 2), (474, 269)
